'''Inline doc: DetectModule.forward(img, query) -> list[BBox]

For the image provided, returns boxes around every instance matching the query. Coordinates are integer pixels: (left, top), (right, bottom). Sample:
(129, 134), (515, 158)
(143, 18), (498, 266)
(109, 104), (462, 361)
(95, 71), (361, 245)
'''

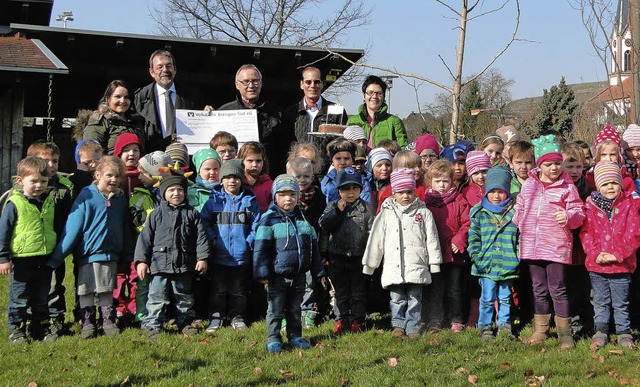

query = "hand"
(603, 252), (618, 263)
(195, 260), (208, 276)
(595, 252), (607, 264)
(318, 276), (328, 290)
(203, 105), (214, 113)
(554, 209), (567, 226)
(0, 262), (11, 275)
(451, 242), (460, 254)
(136, 263), (150, 280)
(258, 278), (269, 285)
(337, 199), (346, 212)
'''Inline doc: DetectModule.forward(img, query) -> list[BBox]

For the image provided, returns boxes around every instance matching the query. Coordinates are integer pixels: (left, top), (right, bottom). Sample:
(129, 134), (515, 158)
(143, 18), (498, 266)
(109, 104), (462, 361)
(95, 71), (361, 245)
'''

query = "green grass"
(0, 260), (639, 386)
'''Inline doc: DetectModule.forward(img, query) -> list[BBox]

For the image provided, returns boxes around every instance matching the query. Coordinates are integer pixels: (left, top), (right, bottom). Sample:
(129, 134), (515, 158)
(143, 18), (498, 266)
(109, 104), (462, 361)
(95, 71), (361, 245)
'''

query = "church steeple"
(611, 0), (632, 85)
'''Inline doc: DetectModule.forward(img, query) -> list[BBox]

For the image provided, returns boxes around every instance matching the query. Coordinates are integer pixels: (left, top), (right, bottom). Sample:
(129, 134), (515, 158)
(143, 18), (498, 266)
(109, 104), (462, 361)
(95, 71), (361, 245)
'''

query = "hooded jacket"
(83, 103), (146, 155)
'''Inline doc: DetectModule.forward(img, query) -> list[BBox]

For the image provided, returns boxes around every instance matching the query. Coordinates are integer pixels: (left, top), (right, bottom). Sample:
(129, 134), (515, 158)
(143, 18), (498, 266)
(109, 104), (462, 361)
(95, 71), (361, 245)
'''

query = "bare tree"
(478, 68), (514, 111)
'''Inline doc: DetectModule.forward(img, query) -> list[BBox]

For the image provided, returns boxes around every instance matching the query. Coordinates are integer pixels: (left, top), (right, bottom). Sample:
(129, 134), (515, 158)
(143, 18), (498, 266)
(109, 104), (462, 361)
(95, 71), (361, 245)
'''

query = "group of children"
(3, 121), (640, 353)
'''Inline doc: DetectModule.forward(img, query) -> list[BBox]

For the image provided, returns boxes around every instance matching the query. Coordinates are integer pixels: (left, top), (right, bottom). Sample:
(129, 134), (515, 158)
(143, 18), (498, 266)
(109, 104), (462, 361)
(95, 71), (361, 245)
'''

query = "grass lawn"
(0, 259), (639, 386)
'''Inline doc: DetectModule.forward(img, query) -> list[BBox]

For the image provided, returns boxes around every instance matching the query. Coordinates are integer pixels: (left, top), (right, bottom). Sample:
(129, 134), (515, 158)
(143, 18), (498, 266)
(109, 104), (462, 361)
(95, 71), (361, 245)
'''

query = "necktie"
(165, 90), (176, 137)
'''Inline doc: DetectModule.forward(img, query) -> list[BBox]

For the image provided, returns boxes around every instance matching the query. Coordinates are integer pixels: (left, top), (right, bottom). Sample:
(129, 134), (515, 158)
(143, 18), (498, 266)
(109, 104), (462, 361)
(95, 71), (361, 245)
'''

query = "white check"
(176, 109), (259, 154)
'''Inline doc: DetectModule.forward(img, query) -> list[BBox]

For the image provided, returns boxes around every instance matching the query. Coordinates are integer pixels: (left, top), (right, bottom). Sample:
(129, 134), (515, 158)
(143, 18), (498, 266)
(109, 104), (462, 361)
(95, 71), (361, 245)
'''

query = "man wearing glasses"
(219, 64), (284, 176)
(283, 67), (348, 174)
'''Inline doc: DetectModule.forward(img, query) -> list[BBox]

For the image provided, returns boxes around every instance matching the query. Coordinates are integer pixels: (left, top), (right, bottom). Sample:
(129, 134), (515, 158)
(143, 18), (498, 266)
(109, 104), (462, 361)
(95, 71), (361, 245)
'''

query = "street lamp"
(380, 75), (399, 112)
(55, 11), (74, 28)
(470, 107), (503, 126)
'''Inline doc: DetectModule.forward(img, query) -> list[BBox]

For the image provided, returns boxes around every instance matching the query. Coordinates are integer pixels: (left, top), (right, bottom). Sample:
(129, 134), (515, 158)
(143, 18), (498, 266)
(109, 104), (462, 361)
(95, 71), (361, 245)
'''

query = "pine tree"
(460, 79), (484, 139)
(534, 77), (578, 138)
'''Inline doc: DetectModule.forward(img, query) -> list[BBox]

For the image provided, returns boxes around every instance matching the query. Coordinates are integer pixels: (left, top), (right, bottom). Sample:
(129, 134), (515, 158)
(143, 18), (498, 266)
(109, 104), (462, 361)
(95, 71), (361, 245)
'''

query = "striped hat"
(343, 125), (367, 142)
(390, 168), (416, 193)
(165, 141), (189, 168)
(465, 150), (491, 176)
(622, 124), (640, 149)
(366, 147), (393, 174)
(272, 174), (300, 200)
(594, 124), (621, 150)
(532, 134), (562, 166)
(594, 161), (622, 189)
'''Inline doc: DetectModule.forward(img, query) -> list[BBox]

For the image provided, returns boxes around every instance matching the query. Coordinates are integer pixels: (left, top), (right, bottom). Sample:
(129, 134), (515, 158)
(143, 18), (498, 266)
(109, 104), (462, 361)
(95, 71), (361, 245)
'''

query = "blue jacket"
(253, 203), (324, 280)
(200, 184), (260, 266)
(47, 184), (133, 268)
(321, 168), (372, 206)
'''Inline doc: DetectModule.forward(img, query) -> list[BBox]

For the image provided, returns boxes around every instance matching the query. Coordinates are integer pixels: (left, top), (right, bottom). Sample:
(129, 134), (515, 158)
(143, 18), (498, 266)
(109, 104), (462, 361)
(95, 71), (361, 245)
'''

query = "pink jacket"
(513, 169), (585, 264)
(424, 191), (471, 265)
(245, 174), (273, 213)
(461, 181), (483, 207)
(579, 192), (640, 274)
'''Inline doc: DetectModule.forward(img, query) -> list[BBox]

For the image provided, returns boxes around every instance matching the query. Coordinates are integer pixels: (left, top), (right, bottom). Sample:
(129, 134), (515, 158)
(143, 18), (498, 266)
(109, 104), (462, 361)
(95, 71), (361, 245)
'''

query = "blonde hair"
(288, 142), (320, 168)
(562, 142), (585, 163)
(93, 155), (125, 186)
(426, 159), (452, 182)
(594, 140), (620, 164)
(17, 156), (50, 178)
(392, 150), (421, 169)
(480, 136), (504, 151)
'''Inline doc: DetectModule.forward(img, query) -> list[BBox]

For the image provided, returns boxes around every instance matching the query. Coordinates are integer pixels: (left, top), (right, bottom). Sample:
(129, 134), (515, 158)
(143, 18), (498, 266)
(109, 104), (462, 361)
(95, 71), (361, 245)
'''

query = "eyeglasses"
(236, 79), (261, 87)
(420, 154), (438, 160)
(216, 149), (236, 155)
(365, 90), (384, 97)
(303, 79), (322, 86)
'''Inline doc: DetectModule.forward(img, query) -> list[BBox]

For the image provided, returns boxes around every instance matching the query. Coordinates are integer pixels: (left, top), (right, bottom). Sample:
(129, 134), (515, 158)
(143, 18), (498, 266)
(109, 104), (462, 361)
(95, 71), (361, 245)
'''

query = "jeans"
(478, 277), (513, 328)
(388, 284), (423, 334)
(424, 264), (465, 324)
(143, 273), (194, 330)
(210, 264), (250, 324)
(329, 255), (367, 322)
(589, 272), (632, 335)
(8, 258), (50, 327)
(48, 261), (66, 319)
(266, 273), (305, 344)
(528, 261), (570, 318)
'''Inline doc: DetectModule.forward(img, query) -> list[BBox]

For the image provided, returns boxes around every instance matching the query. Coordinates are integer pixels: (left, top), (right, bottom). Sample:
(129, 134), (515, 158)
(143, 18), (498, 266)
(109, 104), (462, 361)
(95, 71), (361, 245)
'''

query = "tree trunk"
(450, 2), (469, 145)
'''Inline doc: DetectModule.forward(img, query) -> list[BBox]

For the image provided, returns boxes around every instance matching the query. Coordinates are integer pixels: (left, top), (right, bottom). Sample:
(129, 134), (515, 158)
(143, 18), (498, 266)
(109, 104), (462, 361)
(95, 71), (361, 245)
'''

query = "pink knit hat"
(465, 150), (492, 176)
(390, 168), (416, 193)
(414, 134), (440, 155)
(594, 124), (621, 150)
(594, 161), (622, 189)
(622, 124), (640, 149)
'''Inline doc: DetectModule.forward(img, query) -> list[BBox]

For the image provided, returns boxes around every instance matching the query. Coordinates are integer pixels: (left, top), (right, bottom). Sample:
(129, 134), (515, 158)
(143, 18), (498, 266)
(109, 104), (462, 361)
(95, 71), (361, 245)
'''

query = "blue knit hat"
(484, 165), (512, 195)
(272, 174), (300, 200)
(336, 167), (363, 189)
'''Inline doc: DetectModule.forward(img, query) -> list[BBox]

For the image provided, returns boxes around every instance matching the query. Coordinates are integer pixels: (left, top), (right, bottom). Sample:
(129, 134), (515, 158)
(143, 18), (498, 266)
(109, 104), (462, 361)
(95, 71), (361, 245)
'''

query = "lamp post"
(55, 11), (74, 28)
(380, 75), (399, 112)
(470, 107), (503, 126)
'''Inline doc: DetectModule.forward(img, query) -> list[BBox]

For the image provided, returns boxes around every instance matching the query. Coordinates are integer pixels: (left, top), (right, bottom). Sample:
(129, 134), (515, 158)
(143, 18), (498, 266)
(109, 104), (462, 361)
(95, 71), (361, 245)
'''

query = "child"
(353, 146), (367, 174)
(165, 141), (190, 169)
(253, 175), (325, 353)
(188, 148), (221, 212)
(71, 139), (103, 197)
(135, 166), (210, 338)
(507, 141), (535, 199)
(319, 167), (373, 334)
(209, 131), (238, 164)
(468, 166), (519, 341)
(321, 137), (372, 205)
(440, 143), (468, 189)
(343, 125), (369, 154)
(622, 123), (640, 194)
(288, 142), (321, 176)
(496, 125), (522, 164)
(114, 133), (143, 197)
(580, 162), (640, 350)
(575, 140), (594, 172)
(366, 147), (393, 210)
(414, 133), (440, 170)
(46, 156), (133, 339)
(238, 141), (273, 213)
(423, 160), (470, 333)
(480, 136), (504, 166)
(200, 159), (261, 332)
(376, 150), (426, 214)
(363, 168), (442, 338)
(513, 134), (585, 349)
(462, 151), (492, 207)
(0, 157), (56, 344)
(587, 125), (635, 193)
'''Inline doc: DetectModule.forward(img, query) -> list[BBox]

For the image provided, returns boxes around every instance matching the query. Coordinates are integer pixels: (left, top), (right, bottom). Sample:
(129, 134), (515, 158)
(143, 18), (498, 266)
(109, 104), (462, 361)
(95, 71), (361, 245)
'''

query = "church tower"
(610, 0), (632, 86)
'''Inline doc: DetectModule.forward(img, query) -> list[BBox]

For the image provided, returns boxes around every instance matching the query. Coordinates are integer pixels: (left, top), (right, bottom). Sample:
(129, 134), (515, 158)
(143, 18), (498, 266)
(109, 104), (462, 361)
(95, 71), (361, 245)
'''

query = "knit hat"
(192, 148), (221, 173)
(532, 134), (562, 166)
(496, 125), (522, 143)
(594, 124), (621, 150)
(365, 147), (393, 173)
(139, 151), (172, 175)
(390, 168), (416, 193)
(343, 125), (367, 142)
(354, 145), (367, 162)
(114, 133), (142, 158)
(414, 133), (440, 155)
(594, 161), (622, 189)
(622, 124), (640, 149)
(165, 141), (189, 168)
(440, 144), (467, 163)
(272, 174), (300, 200)
(155, 162), (191, 199)
(74, 139), (101, 163)
(219, 158), (245, 181)
(484, 166), (512, 195)
(465, 150), (492, 176)
(335, 167), (363, 189)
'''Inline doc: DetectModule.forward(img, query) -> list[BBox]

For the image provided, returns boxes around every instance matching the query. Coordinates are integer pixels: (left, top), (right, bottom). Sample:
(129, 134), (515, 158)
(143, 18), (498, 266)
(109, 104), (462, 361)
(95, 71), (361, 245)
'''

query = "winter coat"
(83, 103), (146, 155)
(346, 103), (408, 148)
(245, 173), (273, 213)
(253, 203), (324, 280)
(319, 198), (373, 258)
(461, 181), (484, 207)
(424, 190), (471, 265)
(513, 169), (585, 264)
(187, 181), (213, 213)
(377, 183), (427, 215)
(580, 192), (640, 274)
(468, 203), (519, 281)
(134, 201), (210, 275)
(200, 184), (260, 267)
(362, 197), (442, 288)
(321, 168), (373, 206)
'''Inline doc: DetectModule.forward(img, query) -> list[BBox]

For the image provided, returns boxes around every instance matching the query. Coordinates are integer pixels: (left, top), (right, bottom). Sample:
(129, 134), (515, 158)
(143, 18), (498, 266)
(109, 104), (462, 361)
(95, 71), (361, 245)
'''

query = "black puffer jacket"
(319, 198), (373, 257)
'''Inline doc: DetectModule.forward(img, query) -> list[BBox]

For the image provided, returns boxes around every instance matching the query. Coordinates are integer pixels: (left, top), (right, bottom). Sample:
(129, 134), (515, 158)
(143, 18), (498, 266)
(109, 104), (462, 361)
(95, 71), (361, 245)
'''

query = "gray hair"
(149, 50), (175, 68)
(235, 64), (262, 80)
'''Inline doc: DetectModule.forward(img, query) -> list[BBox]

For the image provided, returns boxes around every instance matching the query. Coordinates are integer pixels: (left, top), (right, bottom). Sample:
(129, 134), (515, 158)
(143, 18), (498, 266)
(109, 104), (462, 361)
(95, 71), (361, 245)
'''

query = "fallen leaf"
(456, 367), (469, 375)
(499, 363), (512, 370)
(591, 351), (598, 359)
(387, 357), (399, 367)
(539, 348), (546, 353)
(253, 367), (262, 375)
(315, 341), (325, 349)
(47, 352), (53, 357)
(155, 360), (160, 369)
(339, 377), (349, 386)
(608, 371), (620, 378)
(609, 349), (624, 356)
(429, 338), (439, 345)
(198, 337), (210, 344)
(297, 350), (303, 359)
(27, 383), (37, 387)
(524, 370), (534, 377)
(248, 340), (257, 348)
(375, 329), (385, 334)
(342, 353), (351, 360)
(120, 376), (131, 386)
(537, 376), (545, 383)
(585, 372), (595, 379)
(620, 379), (629, 385)
(69, 354), (78, 361)
(279, 369), (294, 377)
(467, 374), (478, 385)
(599, 355), (605, 364)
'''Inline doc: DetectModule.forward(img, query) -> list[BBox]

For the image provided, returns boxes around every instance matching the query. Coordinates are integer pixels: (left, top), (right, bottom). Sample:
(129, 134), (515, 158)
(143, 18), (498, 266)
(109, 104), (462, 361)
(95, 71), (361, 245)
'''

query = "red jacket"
(461, 181), (484, 207)
(580, 192), (640, 274)
(245, 173), (273, 213)
(424, 189), (471, 265)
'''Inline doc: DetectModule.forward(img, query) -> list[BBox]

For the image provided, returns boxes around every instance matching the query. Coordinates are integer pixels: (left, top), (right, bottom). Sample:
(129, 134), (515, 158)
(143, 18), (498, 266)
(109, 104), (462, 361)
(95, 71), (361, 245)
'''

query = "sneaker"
(267, 341), (282, 353)
(181, 324), (198, 336)
(303, 310), (317, 329)
(591, 331), (609, 349)
(42, 321), (60, 343)
(427, 321), (442, 333)
(8, 324), (27, 345)
(334, 319), (347, 335)
(205, 318), (222, 334)
(231, 321), (247, 331)
(351, 319), (363, 334)
(392, 327), (405, 337)
(618, 334), (636, 350)
(450, 322), (465, 333)
(480, 326), (495, 342)
(289, 337), (311, 349)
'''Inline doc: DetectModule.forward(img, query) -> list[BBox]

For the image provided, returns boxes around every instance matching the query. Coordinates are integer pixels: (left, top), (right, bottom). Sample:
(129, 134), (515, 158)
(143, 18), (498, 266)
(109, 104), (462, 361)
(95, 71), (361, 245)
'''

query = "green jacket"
(130, 186), (158, 233)
(8, 190), (56, 258)
(346, 103), (408, 148)
(83, 104), (146, 155)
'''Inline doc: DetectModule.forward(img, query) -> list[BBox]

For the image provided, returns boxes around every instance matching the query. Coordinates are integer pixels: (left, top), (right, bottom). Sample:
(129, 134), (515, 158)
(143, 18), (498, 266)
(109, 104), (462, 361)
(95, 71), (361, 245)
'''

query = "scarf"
(591, 191), (615, 220)
(481, 195), (513, 214)
(298, 188), (316, 211)
(423, 186), (458, 208)
(195, 176), (216, 191)
(624, 154), (638, 180)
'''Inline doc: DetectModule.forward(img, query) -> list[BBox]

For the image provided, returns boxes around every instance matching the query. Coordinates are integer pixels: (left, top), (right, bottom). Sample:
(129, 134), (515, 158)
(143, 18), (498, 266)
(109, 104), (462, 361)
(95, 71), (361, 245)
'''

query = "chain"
(46, 74), (53, 141)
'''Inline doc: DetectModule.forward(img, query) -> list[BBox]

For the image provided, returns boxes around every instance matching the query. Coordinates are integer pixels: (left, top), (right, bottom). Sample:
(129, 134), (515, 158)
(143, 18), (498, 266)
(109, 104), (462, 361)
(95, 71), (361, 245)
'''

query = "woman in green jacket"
(346, 75), (408, 149)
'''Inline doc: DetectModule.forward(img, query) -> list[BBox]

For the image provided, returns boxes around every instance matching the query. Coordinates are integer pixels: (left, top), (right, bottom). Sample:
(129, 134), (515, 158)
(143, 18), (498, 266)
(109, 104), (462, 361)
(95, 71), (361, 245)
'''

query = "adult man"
(134, 50), (210, 152)
(218, 64), (284, 176)
(283, 66), (348, 174)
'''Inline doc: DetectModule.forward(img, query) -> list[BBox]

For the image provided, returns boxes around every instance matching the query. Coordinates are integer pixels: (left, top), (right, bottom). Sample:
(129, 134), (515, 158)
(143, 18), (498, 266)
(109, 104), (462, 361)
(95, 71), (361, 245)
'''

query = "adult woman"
(346, 75), (408, 149)
(83, 80), (145, 155)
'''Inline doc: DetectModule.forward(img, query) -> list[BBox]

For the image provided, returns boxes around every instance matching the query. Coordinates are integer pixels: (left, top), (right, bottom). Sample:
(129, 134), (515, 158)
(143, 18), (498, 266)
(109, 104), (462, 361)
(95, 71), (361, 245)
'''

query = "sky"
(49, 0), (606, 119)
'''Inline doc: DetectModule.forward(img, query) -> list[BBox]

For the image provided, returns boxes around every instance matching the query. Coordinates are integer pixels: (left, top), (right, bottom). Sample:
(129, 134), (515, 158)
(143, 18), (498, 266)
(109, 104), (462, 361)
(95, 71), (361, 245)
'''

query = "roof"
(589, 76), (633, 103)
(0, 34), (67, 73)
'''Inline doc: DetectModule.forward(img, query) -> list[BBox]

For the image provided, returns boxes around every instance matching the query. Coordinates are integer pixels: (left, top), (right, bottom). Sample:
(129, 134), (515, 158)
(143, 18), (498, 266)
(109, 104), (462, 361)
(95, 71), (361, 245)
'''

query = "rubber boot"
(100, 305), (120, 336)
(555, 316), (575, 350)
(527, 314), (550, 344)
(81, 306), (96, 339)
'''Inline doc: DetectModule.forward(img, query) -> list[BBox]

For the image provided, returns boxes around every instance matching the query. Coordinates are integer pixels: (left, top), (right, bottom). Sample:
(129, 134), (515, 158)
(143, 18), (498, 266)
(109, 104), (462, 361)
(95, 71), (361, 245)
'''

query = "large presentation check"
(176, 109), (259, 154)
